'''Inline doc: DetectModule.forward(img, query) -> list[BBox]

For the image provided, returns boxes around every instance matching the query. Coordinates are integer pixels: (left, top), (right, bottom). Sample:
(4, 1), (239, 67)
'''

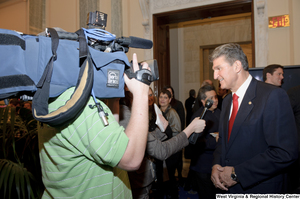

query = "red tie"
(228, 94), (239, 141)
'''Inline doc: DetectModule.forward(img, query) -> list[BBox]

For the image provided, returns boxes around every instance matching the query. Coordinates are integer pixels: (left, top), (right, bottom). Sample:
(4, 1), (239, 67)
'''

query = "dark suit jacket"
(213, 78), (298, 193)
(170, 98), (185, 130)
(185, 96), (195, 126)
(189, 107), (220, 174)
(288, 85), (300, 146)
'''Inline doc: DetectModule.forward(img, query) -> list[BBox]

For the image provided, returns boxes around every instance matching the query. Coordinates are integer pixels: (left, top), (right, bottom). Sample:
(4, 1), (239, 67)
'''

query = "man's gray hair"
(209, 43), (249, 71)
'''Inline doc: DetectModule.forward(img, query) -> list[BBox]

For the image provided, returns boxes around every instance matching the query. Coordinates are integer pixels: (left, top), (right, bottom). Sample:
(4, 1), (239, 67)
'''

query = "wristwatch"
(231, 167), (239, 182)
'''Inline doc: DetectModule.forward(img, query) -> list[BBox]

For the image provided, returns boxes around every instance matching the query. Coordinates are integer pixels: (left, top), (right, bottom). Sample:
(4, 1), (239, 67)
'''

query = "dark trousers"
(184, 169), (197, 191)
(176, 150), (183, 177)
(151, 160), (164, 199)
(165, 151), (182, 199)
(194, 172), (216, 199)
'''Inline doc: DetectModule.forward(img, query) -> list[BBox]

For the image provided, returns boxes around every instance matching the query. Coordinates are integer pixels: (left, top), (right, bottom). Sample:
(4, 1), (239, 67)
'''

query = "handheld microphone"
(188, 98), (214, 144)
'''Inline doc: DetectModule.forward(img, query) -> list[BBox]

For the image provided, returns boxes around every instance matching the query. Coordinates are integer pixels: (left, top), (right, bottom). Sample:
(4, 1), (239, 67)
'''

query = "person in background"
(164, 86), (185, 131)
(192, 80), (214, 114)
(159, 89), (181, 135)
(23, 101), (32, 110)
(185, 80), (216, 192)
(119, 87), (206, 199)
(210, 43), (298, 193)
(263, 64), (284, 87)
(9, 98), (23, 108)
(287, 85), (300, 193)
(8, 98), (33, 137)
(185, 89), (196, 127)
(164, 85), (186, 187)
(159, 88), (182, 198)
(217, 83), (229, 110)
(184, 89), (196, 163)
(201, 79), (213, 87)
(189, 84), (220, 199)
(183, 89), (197, 194)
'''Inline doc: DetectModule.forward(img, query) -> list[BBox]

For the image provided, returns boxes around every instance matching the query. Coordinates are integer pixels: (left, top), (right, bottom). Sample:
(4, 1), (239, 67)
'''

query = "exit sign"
(269, 15), (290, 28)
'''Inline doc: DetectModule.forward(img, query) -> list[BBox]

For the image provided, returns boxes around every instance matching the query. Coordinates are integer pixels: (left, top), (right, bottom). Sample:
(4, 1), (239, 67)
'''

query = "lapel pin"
(249, 101), (252, 105)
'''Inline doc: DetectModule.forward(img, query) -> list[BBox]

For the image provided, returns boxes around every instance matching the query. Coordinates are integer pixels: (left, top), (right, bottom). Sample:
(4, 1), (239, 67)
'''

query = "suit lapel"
(222, 95), (231, 145)
(226, 78), (257, 149)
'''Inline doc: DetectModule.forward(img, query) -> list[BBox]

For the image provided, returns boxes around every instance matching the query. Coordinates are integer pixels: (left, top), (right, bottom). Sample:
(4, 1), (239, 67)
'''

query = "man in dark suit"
(210, 43), (298, 193)
(185, 89), (196, 126)
(287, 85), (300, 193)
(263, 64), (284, 87)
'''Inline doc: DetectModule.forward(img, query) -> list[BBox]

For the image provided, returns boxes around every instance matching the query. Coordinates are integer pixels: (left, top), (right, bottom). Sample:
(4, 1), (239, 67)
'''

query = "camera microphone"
(116, 36), (153, 49)
(188, 98), (214, 144)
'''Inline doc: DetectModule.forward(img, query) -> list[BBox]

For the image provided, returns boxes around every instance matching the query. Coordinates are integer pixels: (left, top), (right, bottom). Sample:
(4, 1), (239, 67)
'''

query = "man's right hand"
(124, 53), (150, 97)
(211, 164), (228, 191)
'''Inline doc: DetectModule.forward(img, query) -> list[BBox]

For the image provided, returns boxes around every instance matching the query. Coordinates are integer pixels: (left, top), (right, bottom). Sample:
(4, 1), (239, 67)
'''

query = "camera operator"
(38, 53), (151, 198)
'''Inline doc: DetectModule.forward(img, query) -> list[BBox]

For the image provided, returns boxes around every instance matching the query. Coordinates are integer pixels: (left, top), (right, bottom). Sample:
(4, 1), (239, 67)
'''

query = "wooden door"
(153, 17), (170, 97)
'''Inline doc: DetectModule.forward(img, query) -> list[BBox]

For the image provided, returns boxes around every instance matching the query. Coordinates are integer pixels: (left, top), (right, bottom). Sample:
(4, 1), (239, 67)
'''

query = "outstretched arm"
(147, 117), (205, 160)
(117, 53), (150, 171)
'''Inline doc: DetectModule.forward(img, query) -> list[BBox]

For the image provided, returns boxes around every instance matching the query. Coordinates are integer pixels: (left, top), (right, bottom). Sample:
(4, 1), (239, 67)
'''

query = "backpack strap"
(32, 28), (94, 126)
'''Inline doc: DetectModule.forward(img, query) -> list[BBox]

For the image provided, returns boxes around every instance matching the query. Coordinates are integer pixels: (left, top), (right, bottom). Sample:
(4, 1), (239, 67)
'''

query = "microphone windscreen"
(129, 36), (153, 49)
(205, 99), (214, 108)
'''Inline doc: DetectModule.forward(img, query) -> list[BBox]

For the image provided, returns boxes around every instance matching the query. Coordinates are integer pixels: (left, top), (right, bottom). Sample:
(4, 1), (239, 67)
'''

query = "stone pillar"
(254, 0), (268, 67)
(139, 0), (152, 60)
(111, 0), (122, 37)
(79, 0), (98, 28)
(29, 0), (46, 34)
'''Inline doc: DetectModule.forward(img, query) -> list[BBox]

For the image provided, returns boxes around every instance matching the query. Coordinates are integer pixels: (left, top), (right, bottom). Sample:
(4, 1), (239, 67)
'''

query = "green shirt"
(38, 88), (132, 198)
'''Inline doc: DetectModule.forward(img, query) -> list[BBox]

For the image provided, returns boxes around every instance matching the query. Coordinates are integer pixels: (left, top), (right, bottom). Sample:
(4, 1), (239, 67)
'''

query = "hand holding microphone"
(190, 117), (206, 133)
(188, 99), (214, 144)
(183, 117), (206, 140)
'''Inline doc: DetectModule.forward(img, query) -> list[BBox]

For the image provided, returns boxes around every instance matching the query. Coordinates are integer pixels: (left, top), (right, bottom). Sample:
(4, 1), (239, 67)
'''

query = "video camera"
(0, 11), (159, 126)
(52, 11), (159, 85)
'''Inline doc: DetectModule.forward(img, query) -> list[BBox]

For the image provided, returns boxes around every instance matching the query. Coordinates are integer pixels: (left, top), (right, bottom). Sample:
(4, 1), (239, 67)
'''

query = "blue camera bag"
(0, 28), (130, 126)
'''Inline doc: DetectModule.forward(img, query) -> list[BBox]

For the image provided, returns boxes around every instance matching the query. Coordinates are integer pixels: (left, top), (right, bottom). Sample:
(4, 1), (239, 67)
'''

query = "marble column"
(254, 0), (268, 67)
(139, 0), (152, 60)
(29, 0), (46, 34)
(111, 0), (122, 38)
(79, 0), (98, 28)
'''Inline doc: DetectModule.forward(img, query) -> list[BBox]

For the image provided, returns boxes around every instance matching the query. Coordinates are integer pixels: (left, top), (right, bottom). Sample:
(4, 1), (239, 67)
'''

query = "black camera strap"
(32, 28), (94, 126)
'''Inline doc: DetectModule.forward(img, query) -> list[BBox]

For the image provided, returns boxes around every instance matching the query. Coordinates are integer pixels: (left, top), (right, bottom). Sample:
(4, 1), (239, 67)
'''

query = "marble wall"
(179, 15), (252, 98)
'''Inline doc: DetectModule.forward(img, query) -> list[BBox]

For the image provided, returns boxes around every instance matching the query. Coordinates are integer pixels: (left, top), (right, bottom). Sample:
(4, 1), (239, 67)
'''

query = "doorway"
(152, 0), (253, 96)
(200, 42), (253, 90)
